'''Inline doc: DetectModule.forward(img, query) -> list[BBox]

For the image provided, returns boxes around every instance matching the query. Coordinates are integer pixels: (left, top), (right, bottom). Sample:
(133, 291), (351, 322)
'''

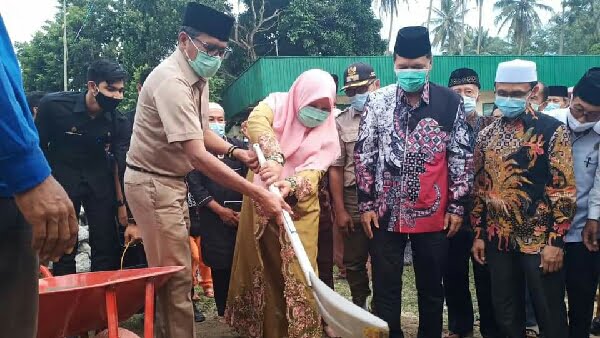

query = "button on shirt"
(331, 107), (361, 187)
(545, 108), (600, 243)
(36, 91), (114, 196)
(127, 48), (209, 177)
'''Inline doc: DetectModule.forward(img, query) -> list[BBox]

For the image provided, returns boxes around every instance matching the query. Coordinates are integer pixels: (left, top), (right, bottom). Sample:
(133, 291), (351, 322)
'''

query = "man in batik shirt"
(471, 59), (576, 338)
(445, 68), (500, 338)
(354, 26), (473, 338)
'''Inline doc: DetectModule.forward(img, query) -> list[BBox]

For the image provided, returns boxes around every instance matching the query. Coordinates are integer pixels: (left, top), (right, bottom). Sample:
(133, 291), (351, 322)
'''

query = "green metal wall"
(222, 55), (600, 118)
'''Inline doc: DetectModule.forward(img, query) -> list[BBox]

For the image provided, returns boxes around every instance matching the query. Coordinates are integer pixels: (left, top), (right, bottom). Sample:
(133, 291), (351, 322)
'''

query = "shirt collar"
(397, 81), (430, 107)
(174, 48), (204, 87)
(74, 91), (87, 114)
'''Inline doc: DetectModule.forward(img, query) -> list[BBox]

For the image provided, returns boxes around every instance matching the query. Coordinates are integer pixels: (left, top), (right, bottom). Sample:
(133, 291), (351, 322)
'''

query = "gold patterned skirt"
(225, 173), (322, 338)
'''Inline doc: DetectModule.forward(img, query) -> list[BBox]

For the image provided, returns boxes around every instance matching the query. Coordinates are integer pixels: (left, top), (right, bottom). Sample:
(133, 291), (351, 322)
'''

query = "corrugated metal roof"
(222, 55), (600, 118)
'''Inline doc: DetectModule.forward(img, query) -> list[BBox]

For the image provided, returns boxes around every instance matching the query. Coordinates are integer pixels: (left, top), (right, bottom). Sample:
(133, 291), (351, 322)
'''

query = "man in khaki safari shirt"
(124, 3), (288, 337)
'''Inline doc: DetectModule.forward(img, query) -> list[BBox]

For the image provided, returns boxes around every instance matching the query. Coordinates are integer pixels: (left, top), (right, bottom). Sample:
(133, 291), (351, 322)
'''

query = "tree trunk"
(519, 36), (523, 55)
(559, 1), (565, 55)
(460, 0), (465, 55)
(388, 12), (394, 52)
(477, 0), (483, 54)
(427, 0), (434, 30)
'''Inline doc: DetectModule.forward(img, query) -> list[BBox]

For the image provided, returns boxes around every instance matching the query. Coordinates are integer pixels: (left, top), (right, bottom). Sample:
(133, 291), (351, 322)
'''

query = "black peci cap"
(573, 67), (600, 106)
(394, 26), (432, 59)
(547, 85), (569, 98)
(183, 2), (235, 42)
(448, 68), (480, 89)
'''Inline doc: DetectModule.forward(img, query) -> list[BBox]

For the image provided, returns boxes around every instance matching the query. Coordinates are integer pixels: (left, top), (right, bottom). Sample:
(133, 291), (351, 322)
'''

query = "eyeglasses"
(571, 105), (600, 121)
(345, 80), (374, 97)
(188, 35), (233, 59)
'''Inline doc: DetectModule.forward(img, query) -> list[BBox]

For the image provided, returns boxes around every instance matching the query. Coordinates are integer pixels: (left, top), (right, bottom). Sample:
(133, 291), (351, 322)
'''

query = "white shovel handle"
(253, 143), (314, 286)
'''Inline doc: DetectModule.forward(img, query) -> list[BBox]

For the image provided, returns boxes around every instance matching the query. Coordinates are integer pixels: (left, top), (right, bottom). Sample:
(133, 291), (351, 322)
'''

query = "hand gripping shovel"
(253, 144), (389, 338)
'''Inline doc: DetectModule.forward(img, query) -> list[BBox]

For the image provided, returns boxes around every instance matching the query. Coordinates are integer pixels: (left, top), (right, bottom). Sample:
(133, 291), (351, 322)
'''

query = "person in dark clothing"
(25, 91), (47, 120)
(113, 67), (153, 267)
(36, 59), (128, 275)
(446, 68), (500, 338)
(186, 102), (248, 318)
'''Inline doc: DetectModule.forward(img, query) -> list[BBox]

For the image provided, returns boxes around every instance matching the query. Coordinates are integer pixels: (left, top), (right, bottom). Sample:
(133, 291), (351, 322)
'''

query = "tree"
(494, 0), (553, 54)
(431, 0), (467, 54)
(476, 0), (484, 54)
(464, 27), (513, 54)
(15, 0), (231, 110)
(231, 0), (281, 61)
(427, 0), (435, 30)
(374, 0), (408, 51)
(523, 0), (600, 55)
(279, 0), (386, 56)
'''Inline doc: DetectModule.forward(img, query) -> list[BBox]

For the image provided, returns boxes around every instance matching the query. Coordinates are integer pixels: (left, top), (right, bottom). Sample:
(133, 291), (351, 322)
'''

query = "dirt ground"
(121, 265), (600, 338)
(122, 266), (483, 337)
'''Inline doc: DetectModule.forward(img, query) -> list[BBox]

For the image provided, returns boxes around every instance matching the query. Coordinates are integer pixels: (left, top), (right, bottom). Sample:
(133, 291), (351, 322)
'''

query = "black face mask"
(94, 90), (122, 112)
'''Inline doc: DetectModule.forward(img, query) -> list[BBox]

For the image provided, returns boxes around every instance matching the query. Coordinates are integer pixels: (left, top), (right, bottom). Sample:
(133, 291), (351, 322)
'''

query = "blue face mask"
(495, 96), (527, 118)
(351, 93), (369, 112)
(298, 106), (329, 128)
(462, 96), (477, 113)
(209, 122), (226, 137)
(531, 102), (541, 112)
(544, 102), (561, 112)
(395, 69), (428, 93)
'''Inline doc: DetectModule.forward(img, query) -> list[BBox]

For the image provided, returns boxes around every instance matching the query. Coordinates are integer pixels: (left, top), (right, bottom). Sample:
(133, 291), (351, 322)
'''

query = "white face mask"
(568, 110), (596, 132)
(462, 95), (477, 113)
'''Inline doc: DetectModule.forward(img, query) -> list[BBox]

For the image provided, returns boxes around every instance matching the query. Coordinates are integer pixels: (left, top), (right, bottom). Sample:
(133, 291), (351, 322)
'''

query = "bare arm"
(183, 139), (289, 217)
(204, 128), (233, 155)
(184, 139), (258, 196)
(328, 166), (346, 212)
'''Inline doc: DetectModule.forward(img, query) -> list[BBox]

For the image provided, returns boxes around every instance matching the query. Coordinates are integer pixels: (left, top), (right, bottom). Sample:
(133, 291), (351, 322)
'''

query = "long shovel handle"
(253, 143), (314, 286)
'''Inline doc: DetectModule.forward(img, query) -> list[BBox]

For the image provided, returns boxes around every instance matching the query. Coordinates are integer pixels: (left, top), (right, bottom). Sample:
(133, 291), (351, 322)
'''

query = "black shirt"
(186, 137), (248, 268)
(36, 91), (115, 198)
(113, 109), (135, 188)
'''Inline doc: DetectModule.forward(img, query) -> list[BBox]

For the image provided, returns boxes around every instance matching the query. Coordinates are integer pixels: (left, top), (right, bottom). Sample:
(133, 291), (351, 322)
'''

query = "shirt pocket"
(340, 127), (359, 143)
(583, 149), (599, 176)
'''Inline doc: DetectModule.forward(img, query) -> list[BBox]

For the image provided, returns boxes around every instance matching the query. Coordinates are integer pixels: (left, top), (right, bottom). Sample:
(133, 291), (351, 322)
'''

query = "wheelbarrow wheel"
(93, 327), (139, 338)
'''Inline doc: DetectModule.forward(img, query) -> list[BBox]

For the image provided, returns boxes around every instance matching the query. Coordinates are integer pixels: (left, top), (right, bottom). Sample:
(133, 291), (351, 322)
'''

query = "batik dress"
(225, 101), (323, 338)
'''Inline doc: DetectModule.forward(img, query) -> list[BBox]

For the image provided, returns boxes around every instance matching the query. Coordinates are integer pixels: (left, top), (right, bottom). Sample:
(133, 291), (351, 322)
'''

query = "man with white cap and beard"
(471, 59), (576, 338)
(545, 67), (600, 338)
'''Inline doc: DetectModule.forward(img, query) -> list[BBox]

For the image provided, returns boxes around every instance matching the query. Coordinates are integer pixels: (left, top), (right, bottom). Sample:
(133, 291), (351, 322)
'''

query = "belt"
(126, 163), (184, 179)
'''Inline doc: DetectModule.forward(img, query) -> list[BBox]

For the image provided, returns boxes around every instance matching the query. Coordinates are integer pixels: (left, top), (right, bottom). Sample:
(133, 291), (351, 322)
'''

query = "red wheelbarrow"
(38, 265), (184, 338)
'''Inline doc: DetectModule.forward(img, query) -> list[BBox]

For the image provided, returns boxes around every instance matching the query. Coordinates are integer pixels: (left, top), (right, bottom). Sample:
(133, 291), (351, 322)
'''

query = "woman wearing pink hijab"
(225, 69), (340, 338)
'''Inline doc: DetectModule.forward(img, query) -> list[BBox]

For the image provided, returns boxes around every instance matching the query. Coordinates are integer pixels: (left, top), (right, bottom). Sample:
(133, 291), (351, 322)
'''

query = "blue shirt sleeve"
(0, 16), (51, 196)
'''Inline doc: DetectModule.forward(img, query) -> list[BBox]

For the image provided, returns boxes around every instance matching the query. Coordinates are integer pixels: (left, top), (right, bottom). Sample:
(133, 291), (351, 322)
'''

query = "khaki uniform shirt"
(127, 48), (209, 177)
(331, 107), (361, 187)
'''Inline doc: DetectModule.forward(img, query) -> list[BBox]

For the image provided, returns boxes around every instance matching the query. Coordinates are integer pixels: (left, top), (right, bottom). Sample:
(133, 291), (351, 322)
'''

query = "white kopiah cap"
(209, 102), (225, 112)
(495, 59), (538, 83)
